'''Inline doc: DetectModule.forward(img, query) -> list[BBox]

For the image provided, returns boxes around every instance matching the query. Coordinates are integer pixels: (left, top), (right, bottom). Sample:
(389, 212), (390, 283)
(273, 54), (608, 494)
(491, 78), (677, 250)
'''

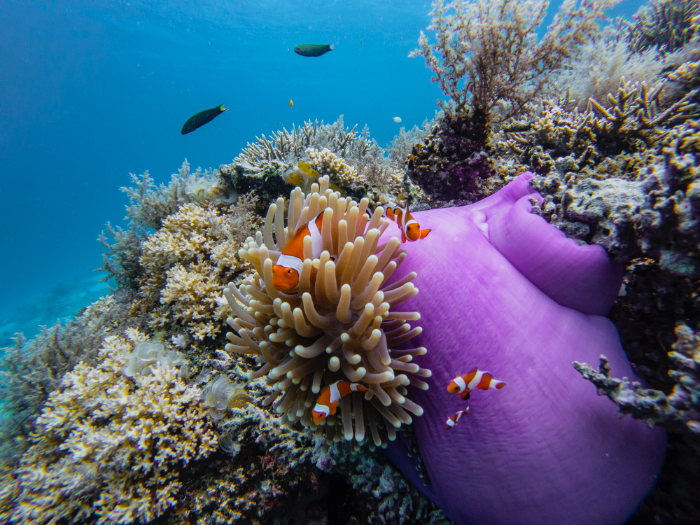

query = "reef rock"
(381, 173), (666, 525)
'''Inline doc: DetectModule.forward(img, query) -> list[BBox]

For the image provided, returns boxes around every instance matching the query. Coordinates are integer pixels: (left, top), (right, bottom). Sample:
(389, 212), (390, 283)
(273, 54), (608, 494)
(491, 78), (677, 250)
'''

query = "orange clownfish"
(272, 212), (325, 292)
(447, 369), (506, 400)
(385, 202), (431, 243)
(312, 380), (368, 424)
(445, 407), (469, 430)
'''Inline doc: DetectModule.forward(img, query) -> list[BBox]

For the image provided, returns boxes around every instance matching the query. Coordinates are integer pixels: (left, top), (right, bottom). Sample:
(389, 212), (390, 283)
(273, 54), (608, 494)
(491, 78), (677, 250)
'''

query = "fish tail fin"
(329, 43), (336, 51)
(219, 104), (229, 112)
(420, 229), (431, 239)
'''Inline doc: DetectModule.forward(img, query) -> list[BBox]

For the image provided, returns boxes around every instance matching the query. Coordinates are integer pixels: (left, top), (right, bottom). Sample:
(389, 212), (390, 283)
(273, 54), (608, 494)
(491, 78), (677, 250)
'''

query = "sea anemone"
(223, 176), (430, 449)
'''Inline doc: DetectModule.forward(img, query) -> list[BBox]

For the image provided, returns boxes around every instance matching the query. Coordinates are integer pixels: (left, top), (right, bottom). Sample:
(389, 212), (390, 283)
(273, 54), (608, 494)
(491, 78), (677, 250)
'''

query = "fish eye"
(287, 269), (292, 274)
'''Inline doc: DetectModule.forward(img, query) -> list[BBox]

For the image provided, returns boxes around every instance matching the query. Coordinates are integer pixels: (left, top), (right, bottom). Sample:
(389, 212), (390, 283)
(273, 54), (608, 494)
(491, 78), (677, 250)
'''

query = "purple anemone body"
(381, 173), (666, 525)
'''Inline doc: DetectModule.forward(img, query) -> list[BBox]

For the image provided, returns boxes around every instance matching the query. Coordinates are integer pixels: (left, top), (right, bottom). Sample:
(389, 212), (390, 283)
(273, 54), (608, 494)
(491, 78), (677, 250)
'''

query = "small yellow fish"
(288, 99), (294, 107)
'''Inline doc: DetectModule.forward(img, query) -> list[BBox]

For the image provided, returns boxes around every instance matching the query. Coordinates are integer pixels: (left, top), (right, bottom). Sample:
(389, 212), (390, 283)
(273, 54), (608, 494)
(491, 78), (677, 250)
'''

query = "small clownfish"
(312, 381), (368, 424)
(385, 202), (431, 243)
(447, 369), (506, 400)
(272, 212), (325, 292)
(445, 407), (469, 430)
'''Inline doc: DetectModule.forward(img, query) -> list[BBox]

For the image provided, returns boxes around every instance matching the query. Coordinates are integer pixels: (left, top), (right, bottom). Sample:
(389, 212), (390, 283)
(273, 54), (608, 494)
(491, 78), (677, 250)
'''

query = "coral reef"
(135, 197), (258, 341)
(623, 0), (699, 54)
(554, 35), (666, 109)
(406, 112), (496, 207)
(220, 117), (406, 211)
(0, 331), (218, 525)
(226, 176), (430, 448)
(0, 291), (136, 466)
(410, 0), (616, 122)
(99, 161), (236, 288)
(380, 173), (665, 525)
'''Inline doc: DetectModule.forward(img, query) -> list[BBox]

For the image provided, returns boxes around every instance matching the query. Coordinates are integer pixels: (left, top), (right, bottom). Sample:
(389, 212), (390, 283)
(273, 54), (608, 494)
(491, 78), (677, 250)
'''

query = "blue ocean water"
(0, 0), (638, 345)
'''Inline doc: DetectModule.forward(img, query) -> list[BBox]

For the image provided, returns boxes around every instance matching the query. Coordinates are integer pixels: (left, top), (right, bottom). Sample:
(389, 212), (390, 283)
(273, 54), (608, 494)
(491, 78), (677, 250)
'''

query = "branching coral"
(136, 197), (258, 340)
(623, 0), (699, 54)
(0, 292), (136, 466)
(0, 331), (218, 525)
(410, 0), (618, 122)
(573, 323), (700, 435)
(223, 176), (430, 450)
(231, 117), (375, 174)
(221, 117), (406, 211)
(555, 36), (667, 109)
(98, 160), (237, 287)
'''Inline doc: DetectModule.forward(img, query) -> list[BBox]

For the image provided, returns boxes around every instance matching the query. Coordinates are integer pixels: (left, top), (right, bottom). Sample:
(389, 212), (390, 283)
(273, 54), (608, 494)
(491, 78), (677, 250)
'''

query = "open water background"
(0, 0), (638, 346)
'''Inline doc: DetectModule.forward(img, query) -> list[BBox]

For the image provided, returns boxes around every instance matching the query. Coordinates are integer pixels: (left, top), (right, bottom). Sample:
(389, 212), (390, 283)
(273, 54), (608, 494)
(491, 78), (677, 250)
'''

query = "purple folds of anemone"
(381, 173), (666, 525)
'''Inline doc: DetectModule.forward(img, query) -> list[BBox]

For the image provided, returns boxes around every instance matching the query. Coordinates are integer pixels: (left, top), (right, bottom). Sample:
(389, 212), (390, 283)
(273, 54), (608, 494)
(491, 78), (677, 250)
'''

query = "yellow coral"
(138, 202), (252, 339)
(1, 332), (217, 525)
(306, 147), (366, 188)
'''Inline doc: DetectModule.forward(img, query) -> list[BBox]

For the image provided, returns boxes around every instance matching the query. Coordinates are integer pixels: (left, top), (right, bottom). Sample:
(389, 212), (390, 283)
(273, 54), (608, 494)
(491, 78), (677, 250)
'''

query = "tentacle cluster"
(223, 176), (430, 449)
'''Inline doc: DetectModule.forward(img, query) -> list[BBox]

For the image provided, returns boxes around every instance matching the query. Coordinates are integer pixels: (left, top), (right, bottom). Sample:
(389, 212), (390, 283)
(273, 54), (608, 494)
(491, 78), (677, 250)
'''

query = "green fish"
(181, 104), (228, 135)
(294, 43), (335, 57)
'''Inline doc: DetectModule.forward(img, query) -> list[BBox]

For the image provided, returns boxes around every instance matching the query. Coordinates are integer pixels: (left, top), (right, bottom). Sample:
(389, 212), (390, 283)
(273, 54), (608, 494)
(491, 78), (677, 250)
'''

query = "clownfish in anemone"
(447, 369), (506, 400)
(312, 381), (368, 424)
(272, 212), (325, 292)
(445, 407), (469, 430)
(385, 202), (431, 243)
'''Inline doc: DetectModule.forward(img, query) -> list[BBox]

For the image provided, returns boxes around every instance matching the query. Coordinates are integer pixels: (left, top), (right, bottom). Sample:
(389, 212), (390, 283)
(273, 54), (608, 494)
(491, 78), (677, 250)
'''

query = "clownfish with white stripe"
(445, 407), (469, 430)
(447, 369), (506, 400)
(312, 380), (368, 424)
(272, 212), (326, 293)
(385, 202), (431, 243)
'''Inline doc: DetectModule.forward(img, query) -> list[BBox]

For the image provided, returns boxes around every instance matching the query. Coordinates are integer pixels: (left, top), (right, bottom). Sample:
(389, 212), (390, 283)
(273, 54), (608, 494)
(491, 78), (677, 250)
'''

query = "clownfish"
(447, 369), (506, 400)
(385, 202), (431, 243)
(445, 407), (469, 430)
(312, 381), (368, 424)
(272, 212), (325, 292)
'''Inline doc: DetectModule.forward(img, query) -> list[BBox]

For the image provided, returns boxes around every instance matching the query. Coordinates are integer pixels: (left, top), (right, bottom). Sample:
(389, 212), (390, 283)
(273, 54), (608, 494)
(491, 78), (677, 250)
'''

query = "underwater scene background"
(1, 0), (699, 523)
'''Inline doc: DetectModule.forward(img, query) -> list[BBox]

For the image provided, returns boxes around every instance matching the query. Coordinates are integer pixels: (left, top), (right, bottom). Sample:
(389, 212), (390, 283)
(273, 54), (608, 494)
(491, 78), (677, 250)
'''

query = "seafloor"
(1, 0), (699, 524)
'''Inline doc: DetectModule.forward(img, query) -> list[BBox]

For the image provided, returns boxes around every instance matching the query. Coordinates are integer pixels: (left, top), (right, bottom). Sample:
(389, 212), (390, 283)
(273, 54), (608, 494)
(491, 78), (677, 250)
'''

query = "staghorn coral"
(498, 79), (699, 178)
(0, 291), (136, 466)
(231, 116), (374, 175)
(573, 323), (700, 434)
(0, 331), (218, 525)
(224, 176), (431, 450)
(410, 0), (617, 122)
(623, 0), (699, 54)
(554, 35), (667, 109)
(527, 119), (700, 267)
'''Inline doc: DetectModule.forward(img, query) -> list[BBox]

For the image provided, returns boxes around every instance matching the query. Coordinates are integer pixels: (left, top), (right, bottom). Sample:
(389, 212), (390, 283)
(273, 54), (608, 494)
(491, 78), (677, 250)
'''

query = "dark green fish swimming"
(294, 43), (335, 57)
(181, 104), (228, 135)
